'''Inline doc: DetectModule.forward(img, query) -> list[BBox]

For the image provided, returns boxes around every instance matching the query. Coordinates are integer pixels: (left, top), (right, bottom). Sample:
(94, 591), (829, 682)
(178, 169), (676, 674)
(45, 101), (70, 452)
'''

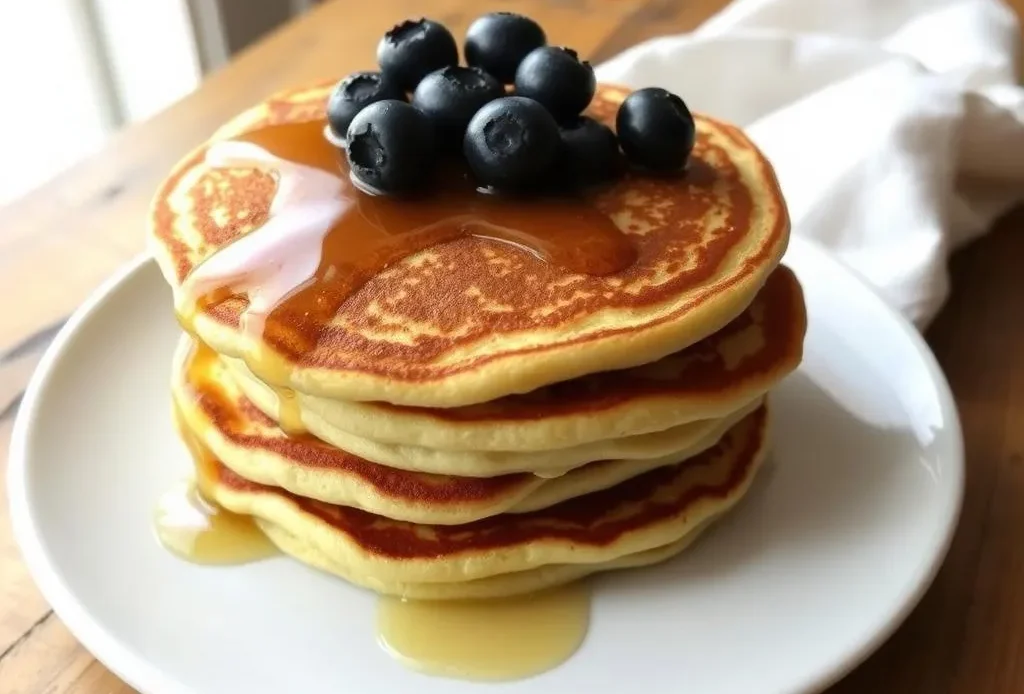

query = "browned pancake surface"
(212, 405), (766, 559)
(187, 359), (534, 506)
(151, 83), (788, 385)
(370, 265), (803, 422)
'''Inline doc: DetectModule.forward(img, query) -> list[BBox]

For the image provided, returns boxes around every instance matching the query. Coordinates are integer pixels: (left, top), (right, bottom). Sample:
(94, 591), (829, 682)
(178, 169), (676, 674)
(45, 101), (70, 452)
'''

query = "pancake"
(228, 265), (804, 454)
(147, 81), (790, 408)
(223, 356), (758, 476)
(198, 404), (769, 596)
(260, 519), (713, 600)
(173, 334), (757, 524)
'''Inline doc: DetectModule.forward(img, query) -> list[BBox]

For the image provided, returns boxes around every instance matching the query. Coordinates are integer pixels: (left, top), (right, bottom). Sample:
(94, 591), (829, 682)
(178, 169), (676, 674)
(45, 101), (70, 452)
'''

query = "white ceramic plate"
(8, 237), (962, 694)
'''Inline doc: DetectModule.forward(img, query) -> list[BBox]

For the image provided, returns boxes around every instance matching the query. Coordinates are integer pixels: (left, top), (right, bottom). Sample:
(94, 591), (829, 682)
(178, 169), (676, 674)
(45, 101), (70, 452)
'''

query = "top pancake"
(148, 81), (790, 407)
(228, 265), (804, 455)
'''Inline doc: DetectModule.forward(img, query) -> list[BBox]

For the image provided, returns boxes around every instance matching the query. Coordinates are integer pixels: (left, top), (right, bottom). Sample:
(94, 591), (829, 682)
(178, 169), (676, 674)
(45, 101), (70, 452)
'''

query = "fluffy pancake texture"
(259, 522), (712, 600)
(200, 404), (769, 598)
(173, 335), (753, 524)
(227, 265), (804, 456)
(148, 75), (802, 601)
(148, 82), (791, 408)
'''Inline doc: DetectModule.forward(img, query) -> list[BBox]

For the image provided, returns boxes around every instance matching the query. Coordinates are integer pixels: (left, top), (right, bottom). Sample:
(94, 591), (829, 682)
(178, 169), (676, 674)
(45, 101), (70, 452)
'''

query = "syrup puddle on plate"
(156, 458), (590, 681)
(377, 583), (591, 681)
(153, 479), (278, 564)
(154, 485), (592, 680)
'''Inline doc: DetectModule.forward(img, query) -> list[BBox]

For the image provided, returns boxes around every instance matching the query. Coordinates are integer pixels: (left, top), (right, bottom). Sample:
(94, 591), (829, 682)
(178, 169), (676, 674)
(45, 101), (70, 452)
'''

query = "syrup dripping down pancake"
(228, 265), (804, 457)
(148, 82), (790, 408)
(172, 335), (757, 524)
(192, 404), (769, 596)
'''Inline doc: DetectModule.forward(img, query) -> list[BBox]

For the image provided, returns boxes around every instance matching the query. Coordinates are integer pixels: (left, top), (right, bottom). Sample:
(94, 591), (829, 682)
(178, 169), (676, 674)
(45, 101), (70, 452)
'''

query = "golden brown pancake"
(229, 265), (804, 454)
(261, 520), (713, 600)
(223, 355), (758, 476)
(147, 82), (790, 408)
(173, 334), (754, 523)
(198, 404), (769, 597)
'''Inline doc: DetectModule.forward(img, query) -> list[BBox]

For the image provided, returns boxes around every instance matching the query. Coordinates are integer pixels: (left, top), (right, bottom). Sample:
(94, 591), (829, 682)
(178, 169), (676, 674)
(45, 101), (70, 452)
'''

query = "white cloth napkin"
(597, 0), (1024, 326)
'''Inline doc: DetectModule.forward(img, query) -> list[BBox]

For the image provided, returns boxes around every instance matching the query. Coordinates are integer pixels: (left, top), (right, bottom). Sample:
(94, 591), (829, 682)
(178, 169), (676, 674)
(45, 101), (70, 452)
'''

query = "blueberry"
(514, 46), (595, 122)
(326, 71), (406, 140)
(558, 117), (624, 188)
(412, 66), (504, 150)
(376, 18), (458, 92)
(465, 12), (546, 84)
(616, 88), (696, 172)
(463, 96), (559, 190)
(345, 100), (436, 194)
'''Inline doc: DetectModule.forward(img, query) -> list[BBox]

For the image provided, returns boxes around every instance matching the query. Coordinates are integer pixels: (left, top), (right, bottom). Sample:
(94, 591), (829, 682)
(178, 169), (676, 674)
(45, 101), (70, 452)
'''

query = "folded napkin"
(597, 0), (1024, 326)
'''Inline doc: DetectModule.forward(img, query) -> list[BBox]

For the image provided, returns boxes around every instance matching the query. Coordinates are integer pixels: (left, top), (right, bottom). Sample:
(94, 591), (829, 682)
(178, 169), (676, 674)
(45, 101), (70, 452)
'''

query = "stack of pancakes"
(148, 82), (806, 599)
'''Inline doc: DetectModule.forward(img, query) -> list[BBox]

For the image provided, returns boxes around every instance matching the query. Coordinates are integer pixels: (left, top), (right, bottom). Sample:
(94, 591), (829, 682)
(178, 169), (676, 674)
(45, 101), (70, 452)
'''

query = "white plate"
(8, 237), (962, 694)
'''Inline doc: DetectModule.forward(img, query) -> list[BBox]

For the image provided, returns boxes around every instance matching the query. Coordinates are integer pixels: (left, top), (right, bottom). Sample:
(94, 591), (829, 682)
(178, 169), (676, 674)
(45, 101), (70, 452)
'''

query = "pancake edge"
(147, 81), (792, 408)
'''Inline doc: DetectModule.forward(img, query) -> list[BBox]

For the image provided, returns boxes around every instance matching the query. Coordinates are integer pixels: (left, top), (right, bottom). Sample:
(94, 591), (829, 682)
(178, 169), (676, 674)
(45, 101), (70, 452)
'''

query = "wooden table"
(1, 0), (1022, 691)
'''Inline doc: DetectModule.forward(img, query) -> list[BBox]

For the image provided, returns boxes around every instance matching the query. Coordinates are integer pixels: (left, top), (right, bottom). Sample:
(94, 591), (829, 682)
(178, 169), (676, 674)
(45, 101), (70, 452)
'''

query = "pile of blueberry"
(328, 13), (696, 195)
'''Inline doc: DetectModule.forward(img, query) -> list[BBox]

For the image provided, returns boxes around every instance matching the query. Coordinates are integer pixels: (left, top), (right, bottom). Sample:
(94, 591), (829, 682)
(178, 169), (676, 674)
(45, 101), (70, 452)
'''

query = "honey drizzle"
(377, 583), (590, 681)
(154, 401), (279, 564)
(174, 119), (637, 410)
(275, 387), (306, 435)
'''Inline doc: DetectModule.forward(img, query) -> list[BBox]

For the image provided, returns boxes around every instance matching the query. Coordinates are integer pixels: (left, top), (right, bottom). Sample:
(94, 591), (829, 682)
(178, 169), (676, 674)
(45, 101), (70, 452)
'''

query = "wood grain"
(1, 0), (1022, 691)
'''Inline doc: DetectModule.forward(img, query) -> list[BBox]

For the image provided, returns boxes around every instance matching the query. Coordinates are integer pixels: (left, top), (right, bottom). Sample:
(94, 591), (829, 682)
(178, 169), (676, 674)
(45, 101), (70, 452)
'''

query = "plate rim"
(6, 238), (964, 694)
(7, 253), (187, 694)
(779, 237), (964, 693)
